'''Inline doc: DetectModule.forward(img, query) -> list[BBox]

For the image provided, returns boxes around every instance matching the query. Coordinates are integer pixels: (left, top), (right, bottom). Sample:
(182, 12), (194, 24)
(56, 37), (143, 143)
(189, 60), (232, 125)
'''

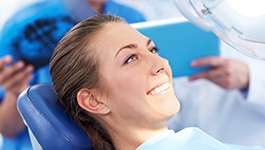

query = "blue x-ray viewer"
(134, 19), (220, 77)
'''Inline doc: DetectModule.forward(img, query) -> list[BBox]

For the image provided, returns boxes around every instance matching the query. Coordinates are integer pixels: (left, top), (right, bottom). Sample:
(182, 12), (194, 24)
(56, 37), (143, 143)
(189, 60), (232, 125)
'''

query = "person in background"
(0, 55), (34, 150)
(87, 0), (146, 22)
(62, 0), (146, 23)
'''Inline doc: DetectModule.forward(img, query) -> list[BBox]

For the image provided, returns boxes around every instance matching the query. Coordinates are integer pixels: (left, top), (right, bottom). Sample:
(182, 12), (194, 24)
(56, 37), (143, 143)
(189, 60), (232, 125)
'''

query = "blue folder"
(134, 19), (220, 77)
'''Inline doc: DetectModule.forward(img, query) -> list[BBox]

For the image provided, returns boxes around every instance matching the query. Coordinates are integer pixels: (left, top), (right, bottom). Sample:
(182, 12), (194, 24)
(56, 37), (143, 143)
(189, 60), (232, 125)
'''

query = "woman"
(50, 15), (264, 150)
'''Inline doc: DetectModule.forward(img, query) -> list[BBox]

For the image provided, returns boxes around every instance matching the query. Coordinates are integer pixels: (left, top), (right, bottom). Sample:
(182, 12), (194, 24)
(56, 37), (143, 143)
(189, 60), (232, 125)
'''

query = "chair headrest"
(17, 84), (92, 150)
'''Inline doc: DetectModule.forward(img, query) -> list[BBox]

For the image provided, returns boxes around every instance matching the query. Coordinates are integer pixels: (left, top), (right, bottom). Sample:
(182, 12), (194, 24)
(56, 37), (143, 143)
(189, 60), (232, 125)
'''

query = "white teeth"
(149, 83), (170, 95)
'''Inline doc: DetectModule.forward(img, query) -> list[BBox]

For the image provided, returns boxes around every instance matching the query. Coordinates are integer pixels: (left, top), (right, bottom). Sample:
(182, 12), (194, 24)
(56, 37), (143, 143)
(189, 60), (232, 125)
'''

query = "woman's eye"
(150, 47), (159, 54)
(124, 54), (138, 64)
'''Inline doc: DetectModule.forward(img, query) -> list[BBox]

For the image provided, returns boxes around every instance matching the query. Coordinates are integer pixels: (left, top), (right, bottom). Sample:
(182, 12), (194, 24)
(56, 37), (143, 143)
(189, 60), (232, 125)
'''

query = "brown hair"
(50, 15), (124, 150)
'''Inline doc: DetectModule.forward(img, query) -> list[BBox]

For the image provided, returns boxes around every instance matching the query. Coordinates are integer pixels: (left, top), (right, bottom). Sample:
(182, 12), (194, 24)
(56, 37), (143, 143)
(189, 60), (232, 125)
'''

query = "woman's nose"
(153, 67), (165, 75)
(149, 55), (168, 76)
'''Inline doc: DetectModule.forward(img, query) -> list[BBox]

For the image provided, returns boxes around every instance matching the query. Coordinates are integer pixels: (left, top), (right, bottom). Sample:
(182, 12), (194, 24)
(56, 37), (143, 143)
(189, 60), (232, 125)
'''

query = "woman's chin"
(146, 87), (180, 121)
(167, 96), (180, 116)
(159, 95), (181, 120)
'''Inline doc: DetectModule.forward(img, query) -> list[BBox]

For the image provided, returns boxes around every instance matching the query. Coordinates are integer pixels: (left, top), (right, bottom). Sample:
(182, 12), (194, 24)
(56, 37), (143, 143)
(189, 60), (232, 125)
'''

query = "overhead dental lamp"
(175, 0), (265, 60)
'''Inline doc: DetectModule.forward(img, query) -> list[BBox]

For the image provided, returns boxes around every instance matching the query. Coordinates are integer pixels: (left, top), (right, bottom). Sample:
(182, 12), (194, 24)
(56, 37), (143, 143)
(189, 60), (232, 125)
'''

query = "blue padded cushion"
(17, 84), (92, 150)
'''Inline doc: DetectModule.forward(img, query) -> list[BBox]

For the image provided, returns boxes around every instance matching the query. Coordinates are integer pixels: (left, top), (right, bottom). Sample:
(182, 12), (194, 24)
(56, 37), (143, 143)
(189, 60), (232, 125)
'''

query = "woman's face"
(92, 22), (180, 127)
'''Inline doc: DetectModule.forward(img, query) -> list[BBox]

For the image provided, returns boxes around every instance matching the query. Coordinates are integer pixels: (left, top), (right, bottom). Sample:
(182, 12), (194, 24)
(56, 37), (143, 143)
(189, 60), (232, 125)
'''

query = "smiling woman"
(49, 15), (264, 150)
(50, 15), (179, 150)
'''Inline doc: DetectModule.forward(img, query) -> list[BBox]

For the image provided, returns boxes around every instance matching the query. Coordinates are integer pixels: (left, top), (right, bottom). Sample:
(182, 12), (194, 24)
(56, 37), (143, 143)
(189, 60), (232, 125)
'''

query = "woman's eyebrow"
(146, 38), (152, 46)
(115, 39), (152, 58)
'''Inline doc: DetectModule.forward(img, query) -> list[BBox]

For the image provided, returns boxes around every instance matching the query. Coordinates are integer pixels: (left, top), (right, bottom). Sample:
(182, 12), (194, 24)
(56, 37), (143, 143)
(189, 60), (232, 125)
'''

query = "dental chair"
(17, 18), (219, 150)
(17, 84), (91, 150)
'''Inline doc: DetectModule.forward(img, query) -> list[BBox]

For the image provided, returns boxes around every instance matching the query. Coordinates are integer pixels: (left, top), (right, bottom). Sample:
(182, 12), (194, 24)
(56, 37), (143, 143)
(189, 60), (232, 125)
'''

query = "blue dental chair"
(17, 84), (91, 150)
(17, 18), (219, 150)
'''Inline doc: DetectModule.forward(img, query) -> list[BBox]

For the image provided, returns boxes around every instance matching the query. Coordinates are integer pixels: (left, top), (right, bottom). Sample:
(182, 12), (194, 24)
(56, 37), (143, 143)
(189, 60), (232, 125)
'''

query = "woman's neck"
(107, 123), (169, 150)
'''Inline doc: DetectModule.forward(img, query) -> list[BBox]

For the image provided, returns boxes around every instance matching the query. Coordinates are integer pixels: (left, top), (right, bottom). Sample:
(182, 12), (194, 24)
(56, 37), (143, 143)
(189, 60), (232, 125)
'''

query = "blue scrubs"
(0, 1), (145, 149)
(103, 0), (146, 23)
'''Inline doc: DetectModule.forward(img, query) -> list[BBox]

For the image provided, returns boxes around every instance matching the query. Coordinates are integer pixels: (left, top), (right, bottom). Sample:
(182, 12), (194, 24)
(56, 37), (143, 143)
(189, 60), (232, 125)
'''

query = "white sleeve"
(245, 61), (265, 111)
(221, 41), (265, 112)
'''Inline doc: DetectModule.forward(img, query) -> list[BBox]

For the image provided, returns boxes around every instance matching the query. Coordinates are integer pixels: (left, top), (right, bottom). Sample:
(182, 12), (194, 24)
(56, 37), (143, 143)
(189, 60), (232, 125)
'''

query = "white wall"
(0, 0), (37, 30)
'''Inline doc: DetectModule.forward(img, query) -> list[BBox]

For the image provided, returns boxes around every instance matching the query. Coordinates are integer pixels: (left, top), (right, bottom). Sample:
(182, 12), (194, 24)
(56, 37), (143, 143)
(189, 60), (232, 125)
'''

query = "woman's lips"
(147, 82), (171, 96)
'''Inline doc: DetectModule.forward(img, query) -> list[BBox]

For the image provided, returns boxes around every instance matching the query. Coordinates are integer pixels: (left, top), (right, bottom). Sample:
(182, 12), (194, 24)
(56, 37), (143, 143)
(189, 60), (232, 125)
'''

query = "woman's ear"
(77, 88), (110, 115)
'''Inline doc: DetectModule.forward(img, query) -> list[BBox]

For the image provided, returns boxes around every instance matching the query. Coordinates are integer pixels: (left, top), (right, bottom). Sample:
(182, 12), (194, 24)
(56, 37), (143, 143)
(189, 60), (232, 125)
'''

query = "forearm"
(0, 92), (25, 138)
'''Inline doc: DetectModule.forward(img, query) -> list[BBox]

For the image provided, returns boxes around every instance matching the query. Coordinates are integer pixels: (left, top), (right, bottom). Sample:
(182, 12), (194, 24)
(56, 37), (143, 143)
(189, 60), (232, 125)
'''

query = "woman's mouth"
(147, 82), (171, 96)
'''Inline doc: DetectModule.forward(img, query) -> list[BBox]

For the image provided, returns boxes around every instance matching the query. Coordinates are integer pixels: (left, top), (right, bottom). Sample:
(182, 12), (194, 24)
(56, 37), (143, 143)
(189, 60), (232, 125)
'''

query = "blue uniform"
(0, 1), (145, 149)
(103, 0), (146, 23)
